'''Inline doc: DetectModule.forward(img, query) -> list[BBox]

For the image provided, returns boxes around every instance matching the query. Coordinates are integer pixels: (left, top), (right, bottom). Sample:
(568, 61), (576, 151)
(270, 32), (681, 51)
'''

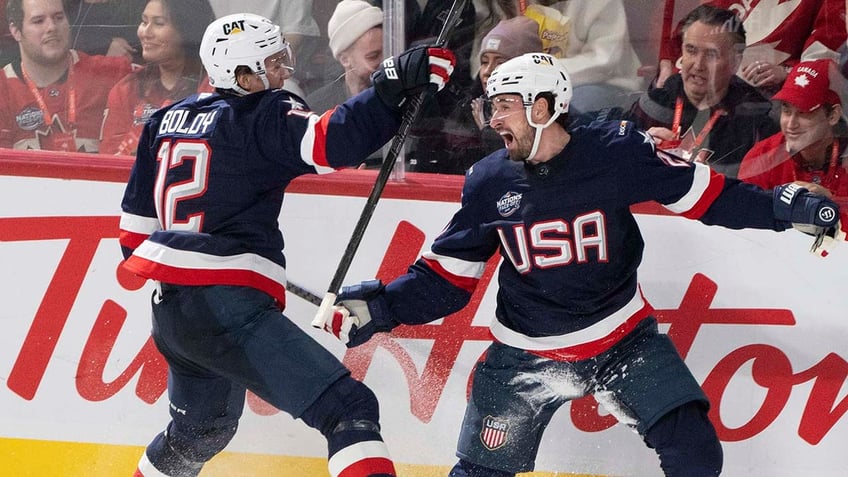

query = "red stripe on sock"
(337, 457), (396, 477)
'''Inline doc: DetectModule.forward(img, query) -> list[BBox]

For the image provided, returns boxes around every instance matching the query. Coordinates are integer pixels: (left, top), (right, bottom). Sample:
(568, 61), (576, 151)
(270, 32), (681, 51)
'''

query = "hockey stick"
(287, 281), (322, 306)
(312, 0), (468, 328)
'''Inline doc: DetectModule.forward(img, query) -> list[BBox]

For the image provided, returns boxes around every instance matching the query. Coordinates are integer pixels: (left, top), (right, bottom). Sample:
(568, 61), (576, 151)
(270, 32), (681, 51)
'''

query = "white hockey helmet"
(486, 53), (572, 162)
(486, 52), (572, 120)
(199, 13), (291, 94)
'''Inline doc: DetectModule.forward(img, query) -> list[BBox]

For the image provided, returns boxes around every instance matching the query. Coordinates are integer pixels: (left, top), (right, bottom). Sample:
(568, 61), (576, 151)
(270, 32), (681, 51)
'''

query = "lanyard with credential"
(673, 96), (725, 151)
(21, 59), (76, 128)
(794, 139), (841, 188)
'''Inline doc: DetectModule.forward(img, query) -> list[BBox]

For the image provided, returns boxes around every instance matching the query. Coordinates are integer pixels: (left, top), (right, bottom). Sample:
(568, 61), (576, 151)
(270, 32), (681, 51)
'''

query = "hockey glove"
(325, 279), (399, 348)
(773, 183), (842, 255)
(372, 45), (456, 111)
(774, 183), (840, 228)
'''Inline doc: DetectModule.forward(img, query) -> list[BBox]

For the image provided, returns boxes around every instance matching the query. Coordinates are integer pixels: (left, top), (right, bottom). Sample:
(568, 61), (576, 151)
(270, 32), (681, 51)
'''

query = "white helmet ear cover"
(199, 13), (287, 93)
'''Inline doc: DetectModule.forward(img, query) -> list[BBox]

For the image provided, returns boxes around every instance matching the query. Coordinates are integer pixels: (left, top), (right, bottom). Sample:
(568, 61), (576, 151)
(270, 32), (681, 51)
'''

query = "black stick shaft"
(324, 0), (468, 296)
(286, 281), (322, 306)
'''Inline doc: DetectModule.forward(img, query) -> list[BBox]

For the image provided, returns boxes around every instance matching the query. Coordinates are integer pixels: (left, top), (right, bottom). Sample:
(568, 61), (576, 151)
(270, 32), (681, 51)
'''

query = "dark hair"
(138, 0), (215, 97)
(537, 91), (569, 129)
(154, 0), (214, 59)
(680, 4), (746, 52)
(7, 0), (70, 28)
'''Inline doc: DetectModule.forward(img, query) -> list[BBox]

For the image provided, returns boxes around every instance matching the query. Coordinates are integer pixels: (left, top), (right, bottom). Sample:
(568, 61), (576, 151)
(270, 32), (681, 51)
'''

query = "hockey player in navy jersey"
(322, 53), (842, 477)
(118, 13), (454, 477)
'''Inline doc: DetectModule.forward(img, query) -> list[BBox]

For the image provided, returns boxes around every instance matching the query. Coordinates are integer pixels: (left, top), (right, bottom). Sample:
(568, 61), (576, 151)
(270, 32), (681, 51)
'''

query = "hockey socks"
(328, 439), (396, 477)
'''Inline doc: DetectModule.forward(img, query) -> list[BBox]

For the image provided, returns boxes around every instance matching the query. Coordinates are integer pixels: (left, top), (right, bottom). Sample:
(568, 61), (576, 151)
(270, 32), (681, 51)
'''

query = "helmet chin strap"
(524, 107), (559, 163)
(233, 71), (271, 96)
(257, 73), (271, 90)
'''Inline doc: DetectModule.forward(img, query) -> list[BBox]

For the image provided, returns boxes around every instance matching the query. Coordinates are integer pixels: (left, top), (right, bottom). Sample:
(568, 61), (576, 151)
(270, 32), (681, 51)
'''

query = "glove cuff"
(338, 280), (398, 331)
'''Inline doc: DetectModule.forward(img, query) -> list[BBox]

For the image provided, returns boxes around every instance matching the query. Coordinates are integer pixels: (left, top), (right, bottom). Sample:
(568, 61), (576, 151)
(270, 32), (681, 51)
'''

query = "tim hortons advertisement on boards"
(1, 170), (847, 476)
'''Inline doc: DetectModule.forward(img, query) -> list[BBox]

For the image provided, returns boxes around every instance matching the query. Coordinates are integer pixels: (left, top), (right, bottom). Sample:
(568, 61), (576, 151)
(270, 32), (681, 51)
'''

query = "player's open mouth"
(500, 132), (515, 148)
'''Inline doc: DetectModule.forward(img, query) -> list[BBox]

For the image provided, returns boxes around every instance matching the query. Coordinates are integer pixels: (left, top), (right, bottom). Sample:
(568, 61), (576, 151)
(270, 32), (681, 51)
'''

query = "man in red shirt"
(738, 58), (848, 249)
(739, 59), (846, 196)
(0, 0), (131, 152)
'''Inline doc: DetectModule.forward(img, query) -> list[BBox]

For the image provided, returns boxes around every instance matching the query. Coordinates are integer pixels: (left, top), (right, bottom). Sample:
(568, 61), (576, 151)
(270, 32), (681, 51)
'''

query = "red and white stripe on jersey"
(119, 212), (161, 251)
(490, 286), (654, 361)
(298, 110), (335, 174)
(122, 240), (287, 306)
(662, 162), (726, 220)
(328, 440), (396, 477)
(134, 453), (168, 477)
(421, 251), (486, 292)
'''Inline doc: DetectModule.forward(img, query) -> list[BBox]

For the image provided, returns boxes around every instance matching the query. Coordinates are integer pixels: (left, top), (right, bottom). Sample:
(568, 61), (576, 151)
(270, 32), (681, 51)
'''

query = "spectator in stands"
(469, 16), (543, 157)
(626, 4), (778, 178)
(468, 1), (642, 115)
(99, 0), (215, 156)
(526, 0), (643, 114)
(66, 0), (146, 63)
(305, 0), (382, 113)
(739, 59), (847, 200)
(0, 0), (132, 152)
(655, 0), (846, 97)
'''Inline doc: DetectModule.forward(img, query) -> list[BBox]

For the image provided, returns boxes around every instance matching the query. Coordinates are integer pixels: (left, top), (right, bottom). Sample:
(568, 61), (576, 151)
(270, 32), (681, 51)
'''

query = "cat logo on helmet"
(200, 13), (292, 95)
(222, 20), (246, 35)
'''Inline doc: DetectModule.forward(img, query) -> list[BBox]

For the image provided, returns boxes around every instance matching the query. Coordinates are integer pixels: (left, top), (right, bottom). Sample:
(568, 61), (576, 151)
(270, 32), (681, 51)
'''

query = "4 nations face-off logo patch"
(480, 415), (509, 450)
(496, 191), (522, 217)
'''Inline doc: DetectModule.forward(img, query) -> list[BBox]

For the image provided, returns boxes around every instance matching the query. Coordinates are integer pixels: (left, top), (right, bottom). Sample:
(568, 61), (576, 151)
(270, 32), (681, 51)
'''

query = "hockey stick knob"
(311, 292), (338, 329)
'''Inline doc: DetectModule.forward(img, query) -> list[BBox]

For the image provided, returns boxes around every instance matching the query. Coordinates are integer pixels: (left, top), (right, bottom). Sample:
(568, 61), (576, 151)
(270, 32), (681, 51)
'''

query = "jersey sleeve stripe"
(490, 287), (652, 358)
(119, 212), (160, 235)
(119, 213), (160, 250)
(662, 163), (726, 219)
(119, 230), (149, 251)
(299, 110), (335, 174)
(124, 241), (287, 305)
(421, 252), (485, 292)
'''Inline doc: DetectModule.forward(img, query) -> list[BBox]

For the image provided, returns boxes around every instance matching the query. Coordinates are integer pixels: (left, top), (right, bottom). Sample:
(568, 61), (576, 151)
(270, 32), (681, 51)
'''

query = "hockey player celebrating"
(322, 53), (842, 477)
(118, 13), (454, 477)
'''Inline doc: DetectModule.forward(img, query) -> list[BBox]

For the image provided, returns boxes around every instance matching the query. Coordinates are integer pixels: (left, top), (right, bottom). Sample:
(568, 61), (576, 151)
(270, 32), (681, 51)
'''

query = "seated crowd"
(0, 0), (845, 191)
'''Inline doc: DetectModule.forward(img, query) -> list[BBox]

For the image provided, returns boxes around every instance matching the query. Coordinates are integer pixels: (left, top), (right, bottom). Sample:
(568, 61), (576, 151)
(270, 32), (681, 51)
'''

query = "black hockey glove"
(371, 45), (456, 111)
(773, 183), (840, 228)
(773, 183), (844, 255)
(324, 279), (399, 348)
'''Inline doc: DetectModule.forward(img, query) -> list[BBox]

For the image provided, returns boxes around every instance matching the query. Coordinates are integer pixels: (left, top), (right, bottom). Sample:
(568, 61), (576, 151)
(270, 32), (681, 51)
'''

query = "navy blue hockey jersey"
(380, 120), (787, 360)
(119, 88), (400, 307)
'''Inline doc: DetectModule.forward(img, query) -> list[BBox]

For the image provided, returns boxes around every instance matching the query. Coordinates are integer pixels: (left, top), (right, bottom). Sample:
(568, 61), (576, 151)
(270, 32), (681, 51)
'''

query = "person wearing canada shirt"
(99, 0), (215, 156)
(0, 0), (132, 152)
(738, 58), (848, 237)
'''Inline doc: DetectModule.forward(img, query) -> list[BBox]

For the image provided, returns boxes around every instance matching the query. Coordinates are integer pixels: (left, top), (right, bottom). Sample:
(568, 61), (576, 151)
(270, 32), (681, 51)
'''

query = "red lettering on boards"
(2, 217), (846, 443)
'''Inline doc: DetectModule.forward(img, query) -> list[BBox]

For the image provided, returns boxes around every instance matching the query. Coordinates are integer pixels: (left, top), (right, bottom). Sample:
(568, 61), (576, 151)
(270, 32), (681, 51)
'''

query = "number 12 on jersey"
(153, 139), (211, 232)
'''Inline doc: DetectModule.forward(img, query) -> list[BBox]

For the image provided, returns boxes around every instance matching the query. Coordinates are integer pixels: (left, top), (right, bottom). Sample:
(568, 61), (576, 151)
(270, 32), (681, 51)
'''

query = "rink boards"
(1, 151), (847, 476)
